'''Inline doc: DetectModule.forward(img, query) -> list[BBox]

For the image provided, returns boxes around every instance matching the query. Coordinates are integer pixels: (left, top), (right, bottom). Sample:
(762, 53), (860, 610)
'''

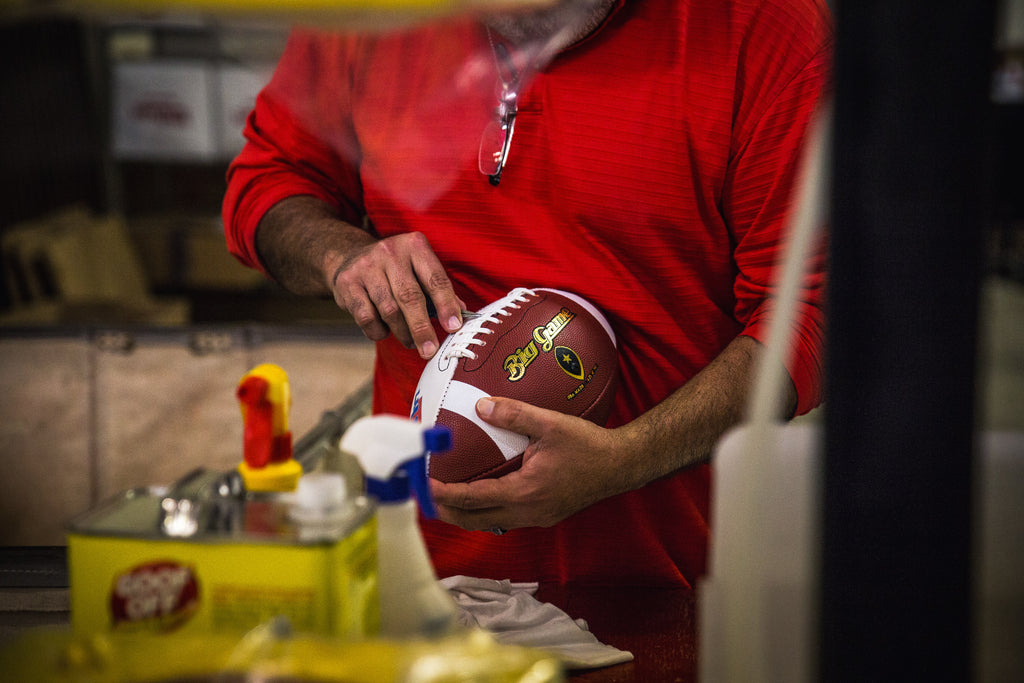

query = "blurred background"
(0, 3), (365, 550)
(1, 8), (304, 326)
(0, 0), (1021, 540)
(0, 1), (1019, 328)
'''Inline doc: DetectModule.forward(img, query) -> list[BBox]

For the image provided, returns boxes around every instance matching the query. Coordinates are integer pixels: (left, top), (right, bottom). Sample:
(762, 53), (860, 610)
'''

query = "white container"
(340, 415), (458, 639)
(699, 424), (1024, 683)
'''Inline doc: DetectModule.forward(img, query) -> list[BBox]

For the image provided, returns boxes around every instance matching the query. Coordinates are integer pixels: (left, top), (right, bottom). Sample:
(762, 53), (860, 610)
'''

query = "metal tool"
(425, 299), (480, 322)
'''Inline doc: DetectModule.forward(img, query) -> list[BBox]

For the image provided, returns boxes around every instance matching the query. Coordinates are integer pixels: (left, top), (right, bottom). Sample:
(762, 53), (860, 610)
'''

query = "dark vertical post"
(824, 3), (995, 681)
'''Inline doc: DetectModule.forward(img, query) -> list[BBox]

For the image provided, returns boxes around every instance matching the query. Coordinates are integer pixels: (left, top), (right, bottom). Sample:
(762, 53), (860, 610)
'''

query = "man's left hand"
(429, 397), (635, 531)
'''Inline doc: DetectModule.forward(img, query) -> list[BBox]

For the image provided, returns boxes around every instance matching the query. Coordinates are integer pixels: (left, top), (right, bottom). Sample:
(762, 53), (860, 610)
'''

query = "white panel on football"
(445, 380), (529, 460)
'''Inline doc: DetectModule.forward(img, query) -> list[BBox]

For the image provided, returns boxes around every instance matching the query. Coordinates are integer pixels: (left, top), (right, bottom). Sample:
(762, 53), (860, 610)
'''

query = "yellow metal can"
(67, 482), (379, 641)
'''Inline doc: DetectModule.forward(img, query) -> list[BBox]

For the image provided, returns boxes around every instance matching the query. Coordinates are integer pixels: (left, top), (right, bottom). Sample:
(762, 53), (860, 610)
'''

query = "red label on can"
(110, 560), (200, 631)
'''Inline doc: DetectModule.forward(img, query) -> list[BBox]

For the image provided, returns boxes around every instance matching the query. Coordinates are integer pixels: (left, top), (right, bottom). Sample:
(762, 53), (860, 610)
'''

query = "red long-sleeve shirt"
(224, 0), (832, 587)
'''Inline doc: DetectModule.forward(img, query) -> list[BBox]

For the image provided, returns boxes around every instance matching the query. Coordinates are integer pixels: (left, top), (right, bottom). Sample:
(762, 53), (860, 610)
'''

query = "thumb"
(476, 396), (538, 435)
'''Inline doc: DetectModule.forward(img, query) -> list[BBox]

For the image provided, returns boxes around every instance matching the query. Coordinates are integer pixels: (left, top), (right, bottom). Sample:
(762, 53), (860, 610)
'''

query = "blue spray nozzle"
(411, 426), (452, 518)
(424, 426), (452, 454)
(363, 456), (434, 518)
(405, 456), (435, 519)
(340, 416), (452, 518)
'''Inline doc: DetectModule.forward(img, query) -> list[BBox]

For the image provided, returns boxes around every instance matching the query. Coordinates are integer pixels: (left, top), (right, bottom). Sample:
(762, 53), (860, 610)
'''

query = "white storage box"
(112, 60), (216, 161)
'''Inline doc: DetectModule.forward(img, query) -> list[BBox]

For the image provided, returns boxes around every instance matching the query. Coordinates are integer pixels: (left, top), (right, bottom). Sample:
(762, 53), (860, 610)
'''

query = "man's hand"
(255, 197), (464, 359)
(329, 231), (465, 358)
(430, 397), (639, 531)
(428, 335), (793, 532)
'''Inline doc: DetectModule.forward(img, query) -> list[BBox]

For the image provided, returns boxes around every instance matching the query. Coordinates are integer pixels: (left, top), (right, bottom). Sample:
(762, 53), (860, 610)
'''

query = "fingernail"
(447, 315), (462, 332)
(477, 398), (494, 417)
(421, 341), (437, 358)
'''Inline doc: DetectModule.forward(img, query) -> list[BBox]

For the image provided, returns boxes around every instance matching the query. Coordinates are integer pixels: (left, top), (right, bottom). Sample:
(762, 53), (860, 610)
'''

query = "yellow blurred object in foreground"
(47, 0), (556, 30)
(0, 625), (564, 683)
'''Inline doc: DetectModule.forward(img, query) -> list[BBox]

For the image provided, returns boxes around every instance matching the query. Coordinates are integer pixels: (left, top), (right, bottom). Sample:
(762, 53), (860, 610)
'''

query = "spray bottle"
(339, 415), (459, 639)
(235, 363), (303, 493)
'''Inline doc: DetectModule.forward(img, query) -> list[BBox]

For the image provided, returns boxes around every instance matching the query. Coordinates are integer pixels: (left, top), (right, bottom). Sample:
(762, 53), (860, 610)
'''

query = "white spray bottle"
(339, 414), (458, 639)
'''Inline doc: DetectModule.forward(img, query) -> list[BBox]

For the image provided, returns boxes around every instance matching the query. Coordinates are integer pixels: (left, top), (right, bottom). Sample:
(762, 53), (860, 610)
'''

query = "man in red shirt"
(224, 0), (832, 587)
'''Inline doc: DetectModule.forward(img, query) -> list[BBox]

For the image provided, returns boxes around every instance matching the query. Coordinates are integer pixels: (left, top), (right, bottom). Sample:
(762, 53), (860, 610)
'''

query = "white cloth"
(440, 575), (634, 670)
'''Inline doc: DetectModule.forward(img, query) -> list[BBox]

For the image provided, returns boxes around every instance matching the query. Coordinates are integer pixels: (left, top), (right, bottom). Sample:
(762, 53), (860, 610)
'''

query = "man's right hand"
(256, 197), (465, 359)
(328, 231), (466, 359)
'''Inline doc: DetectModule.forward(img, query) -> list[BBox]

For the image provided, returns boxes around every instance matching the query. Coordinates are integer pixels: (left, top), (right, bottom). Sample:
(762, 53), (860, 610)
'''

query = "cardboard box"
(112, 60), (217, 161)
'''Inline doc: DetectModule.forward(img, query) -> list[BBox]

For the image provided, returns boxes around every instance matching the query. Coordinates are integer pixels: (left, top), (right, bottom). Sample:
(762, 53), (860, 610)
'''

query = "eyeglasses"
(479, 41), (518, 186)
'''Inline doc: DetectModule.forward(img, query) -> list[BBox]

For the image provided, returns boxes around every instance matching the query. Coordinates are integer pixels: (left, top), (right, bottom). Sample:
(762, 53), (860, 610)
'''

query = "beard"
(484, 0), (618, 49)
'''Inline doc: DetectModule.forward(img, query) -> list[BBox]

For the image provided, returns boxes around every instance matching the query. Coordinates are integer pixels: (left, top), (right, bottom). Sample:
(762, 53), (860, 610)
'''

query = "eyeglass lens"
(479, 113), (516, 181)
(479, 40), (519, 185)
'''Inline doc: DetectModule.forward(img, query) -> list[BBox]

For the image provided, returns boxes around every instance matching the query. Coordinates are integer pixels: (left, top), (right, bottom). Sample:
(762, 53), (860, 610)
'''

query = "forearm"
(616, 334), (796, 488)
(255, 195), (464, 355)
(430, 333), (799, 530)
(255, 196), (375, 296)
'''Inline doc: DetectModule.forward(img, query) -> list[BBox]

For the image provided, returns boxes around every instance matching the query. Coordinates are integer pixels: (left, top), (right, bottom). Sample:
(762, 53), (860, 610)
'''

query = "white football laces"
(441, 288), (535, 362)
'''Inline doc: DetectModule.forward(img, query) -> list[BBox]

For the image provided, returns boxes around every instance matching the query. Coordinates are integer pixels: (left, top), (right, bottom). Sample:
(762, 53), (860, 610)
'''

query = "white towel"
(440, 575), (634, 670)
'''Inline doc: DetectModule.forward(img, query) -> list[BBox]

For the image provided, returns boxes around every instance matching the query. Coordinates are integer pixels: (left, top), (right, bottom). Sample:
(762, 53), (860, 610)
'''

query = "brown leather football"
(411, 287), (618, 483)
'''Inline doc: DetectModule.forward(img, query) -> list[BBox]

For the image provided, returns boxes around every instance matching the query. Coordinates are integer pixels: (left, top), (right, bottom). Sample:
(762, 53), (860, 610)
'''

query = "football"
(411, 287), (618, 483)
